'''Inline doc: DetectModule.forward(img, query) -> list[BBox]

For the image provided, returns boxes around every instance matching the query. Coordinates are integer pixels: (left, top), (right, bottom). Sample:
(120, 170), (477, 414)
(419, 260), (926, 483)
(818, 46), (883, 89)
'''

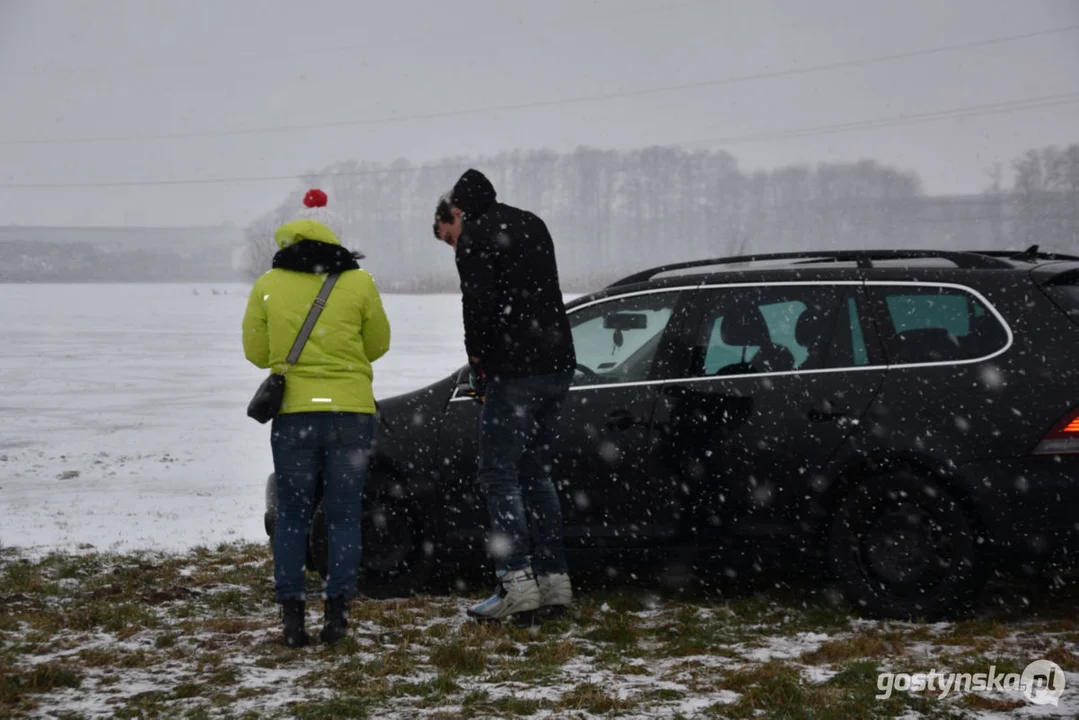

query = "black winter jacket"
(452, 169), (576, 379)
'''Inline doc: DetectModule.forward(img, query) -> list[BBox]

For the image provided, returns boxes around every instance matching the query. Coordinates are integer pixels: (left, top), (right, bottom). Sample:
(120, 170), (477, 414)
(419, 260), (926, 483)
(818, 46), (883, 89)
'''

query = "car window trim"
(862, 280), (1014, 369)
(447, 279), (1013, 400)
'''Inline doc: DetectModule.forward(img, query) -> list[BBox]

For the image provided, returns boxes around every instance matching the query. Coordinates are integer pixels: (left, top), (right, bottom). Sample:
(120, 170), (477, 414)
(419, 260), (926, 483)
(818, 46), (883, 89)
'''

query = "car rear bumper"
(957, 456), (1079, 566)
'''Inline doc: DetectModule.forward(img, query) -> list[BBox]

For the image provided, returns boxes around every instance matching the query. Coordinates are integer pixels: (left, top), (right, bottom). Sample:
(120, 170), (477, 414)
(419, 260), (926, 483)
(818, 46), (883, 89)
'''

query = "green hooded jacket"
(242, 218), (390, 414)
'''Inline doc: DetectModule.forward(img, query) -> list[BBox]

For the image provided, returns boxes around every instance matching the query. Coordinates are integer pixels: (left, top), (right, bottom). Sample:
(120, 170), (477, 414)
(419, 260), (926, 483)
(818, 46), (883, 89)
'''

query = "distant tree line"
(242, 143), (1079, 291)
(1005, 145), (1079, 250)
(0, 239), (243, 283)
(241, 147), (924, 290)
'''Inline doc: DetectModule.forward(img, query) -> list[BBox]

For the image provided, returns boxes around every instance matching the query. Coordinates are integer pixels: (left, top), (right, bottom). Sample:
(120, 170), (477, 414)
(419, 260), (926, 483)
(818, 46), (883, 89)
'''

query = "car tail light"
(1034, 407), (1079, 455)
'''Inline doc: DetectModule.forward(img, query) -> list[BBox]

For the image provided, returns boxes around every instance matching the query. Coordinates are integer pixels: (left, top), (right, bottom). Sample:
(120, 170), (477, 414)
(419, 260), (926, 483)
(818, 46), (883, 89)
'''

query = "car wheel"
(305, 486), (436, 599)
(263, 513), (322, 575)
(827, 469), (986, 620)
(358, 487), (435, 599)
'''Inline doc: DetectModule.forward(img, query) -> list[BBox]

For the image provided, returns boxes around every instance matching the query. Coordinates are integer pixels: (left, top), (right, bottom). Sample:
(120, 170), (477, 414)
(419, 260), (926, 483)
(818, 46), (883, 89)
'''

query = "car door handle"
(605, 410), (635, 431)
(808, 401), (849, 423)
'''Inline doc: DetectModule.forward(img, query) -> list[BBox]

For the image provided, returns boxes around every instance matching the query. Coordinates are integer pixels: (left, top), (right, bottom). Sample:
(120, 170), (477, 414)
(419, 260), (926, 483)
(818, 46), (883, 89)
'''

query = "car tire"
(827, 469), (986, 621)
(306, 486), (436, 600)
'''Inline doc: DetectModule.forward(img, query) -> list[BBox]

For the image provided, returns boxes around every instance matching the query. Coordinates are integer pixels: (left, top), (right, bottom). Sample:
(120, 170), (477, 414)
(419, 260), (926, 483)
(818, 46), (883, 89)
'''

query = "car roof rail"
(608, 249), (1016, 287)
(964, 245), (1079, 263)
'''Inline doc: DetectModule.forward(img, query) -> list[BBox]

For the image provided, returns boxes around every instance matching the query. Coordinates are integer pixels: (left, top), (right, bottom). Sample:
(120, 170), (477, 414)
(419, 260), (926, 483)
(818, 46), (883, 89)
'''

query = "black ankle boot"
(281, 599), (309, 648)
(320, 596), (350, 645)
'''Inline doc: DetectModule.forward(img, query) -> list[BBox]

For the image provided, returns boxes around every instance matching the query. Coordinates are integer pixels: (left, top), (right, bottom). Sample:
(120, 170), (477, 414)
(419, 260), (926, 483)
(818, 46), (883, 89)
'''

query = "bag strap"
(283, 273), (339, 371)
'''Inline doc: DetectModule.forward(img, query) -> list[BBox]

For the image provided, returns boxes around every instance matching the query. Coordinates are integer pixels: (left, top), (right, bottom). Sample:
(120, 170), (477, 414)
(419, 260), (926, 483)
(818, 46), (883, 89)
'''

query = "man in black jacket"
(434, 169), (576, 624)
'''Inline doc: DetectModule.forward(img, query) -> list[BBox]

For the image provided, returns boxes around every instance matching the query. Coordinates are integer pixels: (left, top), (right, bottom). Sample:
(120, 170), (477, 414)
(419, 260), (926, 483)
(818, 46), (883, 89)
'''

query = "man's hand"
(467, 357), (486, 399)
(469, 356), (485, 380)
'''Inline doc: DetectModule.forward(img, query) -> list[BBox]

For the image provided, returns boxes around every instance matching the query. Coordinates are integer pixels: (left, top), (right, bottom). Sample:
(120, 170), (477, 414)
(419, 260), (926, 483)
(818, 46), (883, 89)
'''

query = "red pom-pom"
(303, 189), (328, 208)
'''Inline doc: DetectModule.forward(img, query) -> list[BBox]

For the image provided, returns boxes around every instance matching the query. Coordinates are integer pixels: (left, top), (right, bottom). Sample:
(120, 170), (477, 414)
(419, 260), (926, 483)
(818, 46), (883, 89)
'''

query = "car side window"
(692, 285), (849, 376)
(870, 284), (1009, 364)
(569, 292), (681, 385)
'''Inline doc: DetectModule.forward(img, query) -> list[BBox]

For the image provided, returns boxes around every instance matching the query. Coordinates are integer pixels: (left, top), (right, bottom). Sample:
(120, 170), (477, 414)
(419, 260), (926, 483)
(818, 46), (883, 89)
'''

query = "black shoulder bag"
(247, 273), (340, 424)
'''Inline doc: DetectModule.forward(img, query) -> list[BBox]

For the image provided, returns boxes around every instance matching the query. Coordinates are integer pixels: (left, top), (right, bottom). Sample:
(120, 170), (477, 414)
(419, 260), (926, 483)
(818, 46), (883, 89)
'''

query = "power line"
(3, 23), (1077, 147)
(683, 92), (1079, 148)
(3, 91), (1076, 190)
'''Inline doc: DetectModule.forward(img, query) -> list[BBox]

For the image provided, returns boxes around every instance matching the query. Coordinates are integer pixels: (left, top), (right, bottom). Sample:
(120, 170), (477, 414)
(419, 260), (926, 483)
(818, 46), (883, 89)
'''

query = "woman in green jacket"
(243, 189), (390, 648)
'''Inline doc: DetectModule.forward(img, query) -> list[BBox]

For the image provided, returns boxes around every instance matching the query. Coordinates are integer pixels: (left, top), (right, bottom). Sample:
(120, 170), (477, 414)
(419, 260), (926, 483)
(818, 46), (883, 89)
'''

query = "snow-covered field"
(0, 283), (468, 554)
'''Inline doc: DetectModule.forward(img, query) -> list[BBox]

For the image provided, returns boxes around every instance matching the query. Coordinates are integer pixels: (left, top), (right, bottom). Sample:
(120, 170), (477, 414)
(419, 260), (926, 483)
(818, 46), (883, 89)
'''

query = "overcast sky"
(1, 0), (1077, 228)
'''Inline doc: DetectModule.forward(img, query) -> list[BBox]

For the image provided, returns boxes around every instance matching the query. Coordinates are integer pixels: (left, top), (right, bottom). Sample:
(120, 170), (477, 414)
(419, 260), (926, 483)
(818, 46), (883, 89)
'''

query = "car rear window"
(870, 285), (1009, 365)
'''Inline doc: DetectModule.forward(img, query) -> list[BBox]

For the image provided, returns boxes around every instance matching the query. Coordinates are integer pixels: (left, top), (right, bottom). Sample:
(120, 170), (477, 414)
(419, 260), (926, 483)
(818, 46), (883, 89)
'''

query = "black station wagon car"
(265, 247), (1079, 620)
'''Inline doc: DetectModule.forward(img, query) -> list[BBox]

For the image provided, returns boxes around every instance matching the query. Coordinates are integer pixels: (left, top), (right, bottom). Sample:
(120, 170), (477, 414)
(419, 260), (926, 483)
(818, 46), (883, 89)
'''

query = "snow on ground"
(0, 283), (470, 554)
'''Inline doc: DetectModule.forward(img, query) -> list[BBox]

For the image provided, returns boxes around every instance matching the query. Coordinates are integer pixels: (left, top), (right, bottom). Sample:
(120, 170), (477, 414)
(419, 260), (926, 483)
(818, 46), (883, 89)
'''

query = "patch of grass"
(559, 682), (637, 714)
(524, 639), (577, 665)
(172, 682), (205, 699)
(72, 648), (155, 670)
(155, 631), (178, 649)
(716, 659), (949, 720)
(425, 712), (470, 720)
(801, 631), (907, 665)
(43, 600), (158, 634)
(913, 648), (1025, 683)
(460, 688), (489, 706)
(485, 658), (559, 684)
(430, 643), (488, 675)
(424, 622), (451, 640)
(455, 621), (520, 648)
(0, 560), (58, 596)
(480, 695), (556, 716)
(203, 664), (239, 685)
(362, 647), (414, 678)
(70, 651), (118, 673)
(961, 694), (1025, 711)
(637, 687), (686, 702)
(408, 675), (464, 708)
(583, 612), (640, 649)
(617, 661), (652, 676)
(112, 690), (172, 719)
(937, 619), (1010, 645)
(291, 696), (370, 719)
(491, 639), (519, 656)
(198, 618), (266, 635)
(1, 660), (83, 715)
(1044, 644), (1079, 671)
(13, 661), (83, 693)
(648, 615), (747, 658)
(203, 588), (254, 616)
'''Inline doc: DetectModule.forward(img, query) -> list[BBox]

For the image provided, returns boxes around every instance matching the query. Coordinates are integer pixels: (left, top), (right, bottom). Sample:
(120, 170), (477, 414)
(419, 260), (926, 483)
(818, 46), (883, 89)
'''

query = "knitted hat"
(274, 188), (345, 249)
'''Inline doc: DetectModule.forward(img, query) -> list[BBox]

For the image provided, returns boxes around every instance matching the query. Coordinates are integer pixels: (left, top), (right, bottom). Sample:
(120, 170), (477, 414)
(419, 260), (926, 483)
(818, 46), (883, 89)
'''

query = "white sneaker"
(466, 569), (541, 624)
(538, 573), (573, 617)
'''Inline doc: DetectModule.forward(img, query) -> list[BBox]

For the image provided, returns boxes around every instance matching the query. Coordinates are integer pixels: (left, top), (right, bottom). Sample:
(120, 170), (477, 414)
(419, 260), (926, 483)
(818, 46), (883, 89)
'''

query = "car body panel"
(264, 251), (1079, 593)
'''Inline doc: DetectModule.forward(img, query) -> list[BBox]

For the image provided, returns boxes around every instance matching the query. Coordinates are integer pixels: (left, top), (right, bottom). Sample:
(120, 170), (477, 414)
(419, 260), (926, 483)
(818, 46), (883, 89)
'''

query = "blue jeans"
(270, 412), (375, 603)
(478, 369), (573, 577)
